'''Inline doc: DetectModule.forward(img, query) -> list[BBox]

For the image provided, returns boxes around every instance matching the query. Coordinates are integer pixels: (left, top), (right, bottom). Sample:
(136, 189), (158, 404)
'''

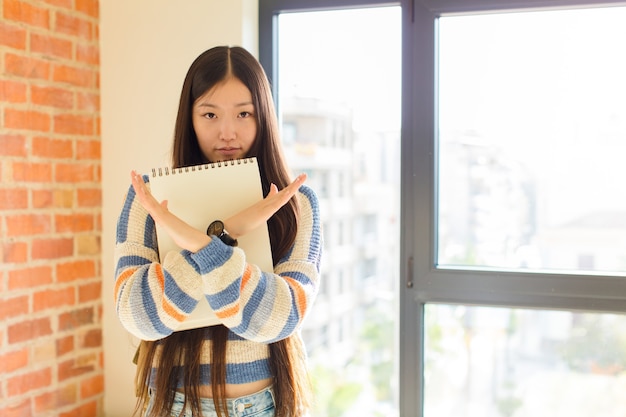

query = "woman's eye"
(239, 111), (252, 118)
(204, 112), (216, 119)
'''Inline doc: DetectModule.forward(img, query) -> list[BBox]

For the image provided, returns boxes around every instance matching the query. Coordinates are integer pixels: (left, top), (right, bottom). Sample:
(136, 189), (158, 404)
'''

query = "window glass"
(277, 6), (401, 416)
(425, 303), (626, 417)
(437, 7), (626, 273)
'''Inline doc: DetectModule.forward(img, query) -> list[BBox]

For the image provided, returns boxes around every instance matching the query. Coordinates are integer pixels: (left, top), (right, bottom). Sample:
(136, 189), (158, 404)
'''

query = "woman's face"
(192, 77), (257, 162)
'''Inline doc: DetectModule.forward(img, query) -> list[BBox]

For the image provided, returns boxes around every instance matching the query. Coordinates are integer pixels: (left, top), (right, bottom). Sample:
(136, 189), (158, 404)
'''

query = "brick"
(8, 265), (53, 290)
(32, 136), (73, 158)
(31, 188), (75, 209)
(4, 108), (51, 132)
(33, 287), (75, 311)
(58, 355), (95, 381)
(0, 295), (29, 320)
(6, 213), (51, 236)
(76, 42), (99, 66)
(78, 281), (101, 302)
(4, 0), (50, 28)
(34, 383), (77, 413)
(52, 64), (94, 88)
(56, 335), (74, 356)
(80, 374), (103, 399)
(58, 307), (93, 331)
(0, 348), (29, 373)
(76, 139), (100, 160)
(31, 237), (73, 260)
(33, 339), (56, 362)
(1, 241), (28, 264)
(76, 0), (99, 18)
(8, 317), (52, 343)
(0, 399), (31, 417)
(77, 188), (101, 207)
(54, 188), (75, 208)
(12, 161), (53, 182)
(79, 328), (101, 349)
(31, 189), (53, 208)
(54, 114), (94, 135)
(76, 91), (99, 111)
(95, 213), (102, 231)
(5, 52), (50, 80)
(57, 260), (95, 282)
(55, 11), (93, 39)
(0, 188), (28, 210)
(0, 80), (27, 104)
(76, 234), (100, 255)
(30, 33), (73, 60)
(55, 213), (94, 233)
(7, 368), (52, 396)
(31, 86), (74, 110)
(0, 20), (27, 49)
(55, 163), (94, 183)
(0, 133), (27, 157)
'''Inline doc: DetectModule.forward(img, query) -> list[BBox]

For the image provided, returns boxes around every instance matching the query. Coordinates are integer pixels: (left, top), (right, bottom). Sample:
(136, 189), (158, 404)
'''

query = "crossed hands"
(130, 170), (307, 253)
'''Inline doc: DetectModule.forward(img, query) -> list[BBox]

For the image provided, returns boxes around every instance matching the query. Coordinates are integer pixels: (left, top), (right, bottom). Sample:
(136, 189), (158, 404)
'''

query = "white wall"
(100, 1), (258, 415)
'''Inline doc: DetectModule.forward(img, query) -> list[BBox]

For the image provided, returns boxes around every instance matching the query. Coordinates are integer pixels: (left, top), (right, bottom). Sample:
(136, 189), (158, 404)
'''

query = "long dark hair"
(134, 46), (310, 417)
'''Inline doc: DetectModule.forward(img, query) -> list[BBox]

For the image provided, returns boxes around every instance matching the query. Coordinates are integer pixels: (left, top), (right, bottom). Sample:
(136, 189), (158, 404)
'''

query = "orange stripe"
(241, 265), (252, 290)
(114, 268), (136, 296)
(216, 304), (240, 319)
(284, 276), (307, 315)
(117, 265), (186, 323)
(154, 264), (186, 323)
(155, 264), (165, 290)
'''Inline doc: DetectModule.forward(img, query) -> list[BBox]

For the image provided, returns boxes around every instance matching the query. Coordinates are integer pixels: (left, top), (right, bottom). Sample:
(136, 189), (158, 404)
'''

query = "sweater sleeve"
(114, 178), (207, 340)
(200, 185), (322, 343)
(114, 178), (322, 342)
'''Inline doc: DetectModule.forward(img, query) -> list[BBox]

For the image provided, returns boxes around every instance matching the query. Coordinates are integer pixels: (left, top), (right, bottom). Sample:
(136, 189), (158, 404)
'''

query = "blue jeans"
(146, 386), (275, 417)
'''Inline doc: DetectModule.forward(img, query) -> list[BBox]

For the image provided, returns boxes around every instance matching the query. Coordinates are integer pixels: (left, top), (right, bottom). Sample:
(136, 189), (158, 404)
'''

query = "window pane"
(425, 304), (626, 417)
(437, 7), (626, 273)
(277, 7), (401, 417)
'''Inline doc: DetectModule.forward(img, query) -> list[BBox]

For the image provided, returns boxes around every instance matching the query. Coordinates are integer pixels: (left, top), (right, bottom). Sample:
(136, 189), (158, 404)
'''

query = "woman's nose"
(219, 118), (236, 140)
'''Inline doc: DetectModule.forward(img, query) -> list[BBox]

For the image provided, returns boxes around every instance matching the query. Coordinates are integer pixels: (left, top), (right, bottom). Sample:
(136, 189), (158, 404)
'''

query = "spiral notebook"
(149, 157), (273, 331)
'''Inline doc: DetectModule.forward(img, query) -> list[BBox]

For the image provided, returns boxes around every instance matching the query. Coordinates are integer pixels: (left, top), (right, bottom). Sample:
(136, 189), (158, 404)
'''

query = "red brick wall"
(0, 0), (103, 416)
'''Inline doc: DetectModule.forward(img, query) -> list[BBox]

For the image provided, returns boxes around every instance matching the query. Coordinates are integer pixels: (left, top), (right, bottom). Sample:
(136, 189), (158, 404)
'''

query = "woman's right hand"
(224, 173), (307, 239)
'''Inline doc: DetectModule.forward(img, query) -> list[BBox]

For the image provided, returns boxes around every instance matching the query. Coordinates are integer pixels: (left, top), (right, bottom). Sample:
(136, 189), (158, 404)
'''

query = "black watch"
(206, 220), (238, 247)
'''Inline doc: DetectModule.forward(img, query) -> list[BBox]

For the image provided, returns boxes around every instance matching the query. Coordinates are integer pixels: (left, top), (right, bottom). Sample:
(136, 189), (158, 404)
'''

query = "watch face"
(207, 220), (224, 236)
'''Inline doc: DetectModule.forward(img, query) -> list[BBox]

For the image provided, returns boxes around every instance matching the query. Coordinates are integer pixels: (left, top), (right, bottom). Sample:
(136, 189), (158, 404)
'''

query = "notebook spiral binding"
(151, 157), (255, 178)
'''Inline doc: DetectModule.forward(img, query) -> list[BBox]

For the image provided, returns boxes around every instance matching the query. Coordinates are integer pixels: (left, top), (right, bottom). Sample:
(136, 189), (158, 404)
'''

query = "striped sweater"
(114, 177), (322, 385)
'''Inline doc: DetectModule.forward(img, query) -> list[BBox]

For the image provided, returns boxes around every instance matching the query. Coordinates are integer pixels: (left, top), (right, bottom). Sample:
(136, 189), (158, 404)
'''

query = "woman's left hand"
(223, 173), (307, 239)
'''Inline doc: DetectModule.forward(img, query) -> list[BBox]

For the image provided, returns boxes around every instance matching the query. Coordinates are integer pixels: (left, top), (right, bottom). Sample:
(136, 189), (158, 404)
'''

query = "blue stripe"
(163, 269), (198, 314)
(264, 284), (301, 342)
(199, 359), (271, 386)
(189, 238), (234, 275)
(150, 360), (272, 388)
(115, 255), (152, 276)
(115, 185), (135, 243)
(279, 269), (315, 287)
(136, 268), (171, 337)
(229, 272), (272, 335)
(300, 186), (323, 264)
(206, 277), (243, 310)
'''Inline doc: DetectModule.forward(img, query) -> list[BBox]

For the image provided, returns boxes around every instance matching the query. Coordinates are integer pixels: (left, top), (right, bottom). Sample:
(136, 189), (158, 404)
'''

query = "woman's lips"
(216, 147), (241, 158)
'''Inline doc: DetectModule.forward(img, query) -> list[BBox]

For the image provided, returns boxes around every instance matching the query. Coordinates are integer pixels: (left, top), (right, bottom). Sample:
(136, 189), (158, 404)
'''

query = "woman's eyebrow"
(196, 101), (254, 108)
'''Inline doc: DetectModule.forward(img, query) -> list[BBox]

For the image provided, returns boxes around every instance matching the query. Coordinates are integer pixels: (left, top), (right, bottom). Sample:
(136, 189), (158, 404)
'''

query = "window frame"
(258, 1), (626, 416)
